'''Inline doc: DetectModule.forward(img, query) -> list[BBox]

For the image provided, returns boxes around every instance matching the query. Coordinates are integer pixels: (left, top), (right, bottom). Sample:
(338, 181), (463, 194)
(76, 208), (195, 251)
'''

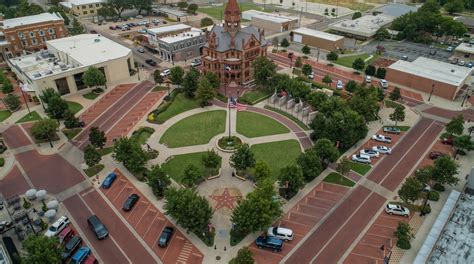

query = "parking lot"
(363, 40), (453, 63)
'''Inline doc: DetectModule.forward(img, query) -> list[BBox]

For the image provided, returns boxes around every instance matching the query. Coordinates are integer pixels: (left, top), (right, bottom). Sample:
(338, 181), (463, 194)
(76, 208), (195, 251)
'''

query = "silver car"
(372, 134), (392, 143)
(351, 154), (371, 164)
(372, 145), (392, 154)
(360, 149), (379, 158)
(385, 203), (410, 217)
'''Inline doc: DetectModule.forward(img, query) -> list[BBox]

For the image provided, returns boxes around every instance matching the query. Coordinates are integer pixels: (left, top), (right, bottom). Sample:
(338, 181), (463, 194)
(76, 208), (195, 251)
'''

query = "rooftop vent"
(451, 69), (455, 72)
(94, 38), (100, 42)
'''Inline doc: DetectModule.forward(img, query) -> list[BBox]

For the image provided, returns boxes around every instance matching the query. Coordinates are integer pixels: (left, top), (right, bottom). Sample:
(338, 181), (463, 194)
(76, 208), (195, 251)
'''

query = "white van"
(267, 227), (293, 241)
(45, 215), (70, 237)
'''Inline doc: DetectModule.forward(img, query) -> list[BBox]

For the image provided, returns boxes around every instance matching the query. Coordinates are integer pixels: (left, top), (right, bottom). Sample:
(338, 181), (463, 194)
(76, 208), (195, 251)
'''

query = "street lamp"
(428, 84), (435, 102)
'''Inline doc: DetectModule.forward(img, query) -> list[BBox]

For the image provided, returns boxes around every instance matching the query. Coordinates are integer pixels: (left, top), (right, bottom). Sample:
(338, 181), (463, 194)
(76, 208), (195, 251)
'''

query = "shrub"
(433, 183), (445, 192)
(397, 237), (411, 249)
(421, 204), (432, 214)
(427, 191), (439, 201)
(376, 67), (386, 79)
(3, 94), (20, 111)
(22, 198), (31, 209)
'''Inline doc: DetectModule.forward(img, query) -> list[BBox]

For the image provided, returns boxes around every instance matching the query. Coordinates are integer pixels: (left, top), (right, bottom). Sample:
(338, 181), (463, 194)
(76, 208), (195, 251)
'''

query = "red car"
(429, 151), (446, 160)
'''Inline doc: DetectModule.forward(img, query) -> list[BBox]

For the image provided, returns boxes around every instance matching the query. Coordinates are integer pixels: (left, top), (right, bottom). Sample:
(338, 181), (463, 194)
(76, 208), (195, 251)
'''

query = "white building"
(157, 28), (205, 62)
(7, 34), (135, 97)
(328, 14), (394, 39)
(146, 24), (191, 47)
(242, 10), (298, 32)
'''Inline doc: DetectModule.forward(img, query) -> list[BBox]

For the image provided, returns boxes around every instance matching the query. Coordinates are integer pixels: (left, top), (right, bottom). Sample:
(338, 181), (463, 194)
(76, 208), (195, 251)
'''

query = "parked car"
(61, 236), (82, 261)
(365, 75), (372, 83)
(470, 38), (474, 45)
(45, 216), (70, 237)
(255, 236), (283, 252)
(360, 149), (380, 158)
(109, 26), (115, 30)
(58, 226), (75, 245)
(123, 194), (140, 211)
(138, 29), (147, 34)
(385, 203), (410, 217)
(372, 145), (392, 154)
(401, 55), (408, 61)
(267, 227), (293, 241)
(145, 59), (157, 66)
(446, 46), (454, 52)
(441, 137), (453, 145)
(101, 172), (117, 189)
(372, 134), (392, 143)
(152, 19), (159, 24)
(89, 30), (97, 34)
(191, 59), (201, 67)
(158, 226), (174, 247)
(137, 47), (145, 53)
(383, 126), (401, 135)
(71, 247), (91, 264)
(351, 154), (371, 164)
(467, 62), (473, 68)
(307, 72), (314, 79)
(429, 151), (447, 160)
(136, 15), (143, 19)
(379, 79), (388, 89)
(160, 69), (171, 77)
(121, 26), (129, 31)
(83, 255), (98, 264)
(458, 60), (465, 66)
(336, 80), (343, 90)
(87, 215), (108, 240)
(163, 21), (168, 24)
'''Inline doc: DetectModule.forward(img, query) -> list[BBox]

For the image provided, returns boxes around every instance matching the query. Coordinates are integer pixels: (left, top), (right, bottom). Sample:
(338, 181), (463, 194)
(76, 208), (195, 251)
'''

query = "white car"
(152, 19), (159, 24)
(44, 216), (70, 237)
(372, 134), (392, 143)
(308, 72), (314, 79)
(458, 60), (465, 66)
(360, 149), (380, 158)
(351, 154), (371, 164)
(446, 46), (453, 52)
(365, 75), (372, 83)
(379, 79), (388, 88)
(136, 15), (143, 19)
(191, 59), (201, 67)
(372, 145), (392, 154)
(137, 29), (147, 34)
(267, 227), (293, 241)
(385, 203), (410, 217)
(336, 80), (343, 89)
(160, 69), (171, 77)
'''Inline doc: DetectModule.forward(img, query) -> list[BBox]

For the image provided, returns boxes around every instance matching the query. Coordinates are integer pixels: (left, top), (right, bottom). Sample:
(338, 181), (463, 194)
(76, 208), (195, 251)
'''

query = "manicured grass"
(0, 110), (12, 122)
(66, 101), (83, 115)
(83, 92), (99, 100)
(0, 157), (4, 167)
(16, 111), (42, 123)
(349, 161), (371, 176)
(264, 105), (311, 130)
(239, 89), (272, 105)
(323, 172), (355, 187)
(152, 86), (168, 92)
(384, 99), (402, 108)
(62, 128), (82, 140)
(98, 147), (113, 156)
(162, 152), (222, 183)
(132, 127), (155, 145)
(398, 126), (410, 132)
(334, 54), (370, 68)
(199, 2), (269, 20)
(237, 111), (289, 138)
(250, 140), (302, 180)
(160, 110), (226, 148)
(83, 164), (105, 177)
(156, 93), (200, 124)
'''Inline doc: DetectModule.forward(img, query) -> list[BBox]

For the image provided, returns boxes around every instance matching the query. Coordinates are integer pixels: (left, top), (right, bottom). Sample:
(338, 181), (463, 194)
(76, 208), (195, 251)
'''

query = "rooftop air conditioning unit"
(94, 38), (100, 42)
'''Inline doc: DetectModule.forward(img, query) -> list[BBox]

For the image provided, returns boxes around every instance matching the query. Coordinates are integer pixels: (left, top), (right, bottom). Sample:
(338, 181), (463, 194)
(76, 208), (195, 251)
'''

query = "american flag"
(228, 96), (247, 111)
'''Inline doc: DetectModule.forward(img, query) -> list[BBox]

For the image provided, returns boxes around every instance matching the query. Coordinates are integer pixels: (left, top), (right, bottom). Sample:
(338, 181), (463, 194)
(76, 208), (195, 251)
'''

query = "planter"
(207, 168), (222, 180)
(216, 136), (242, 153)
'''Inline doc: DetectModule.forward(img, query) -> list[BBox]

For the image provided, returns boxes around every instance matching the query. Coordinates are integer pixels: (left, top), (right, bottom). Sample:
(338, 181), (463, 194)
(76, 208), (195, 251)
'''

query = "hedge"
(427, 191), (440, 201)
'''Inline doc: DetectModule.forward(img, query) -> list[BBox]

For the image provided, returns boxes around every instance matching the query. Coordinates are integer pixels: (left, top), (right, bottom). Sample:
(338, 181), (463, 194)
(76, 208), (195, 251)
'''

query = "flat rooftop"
(328, 14), (394, 38)
(60, 0), (105, 6)
(1, 12), (63, 29)
(292, 27), (344, 41)
(147, 24), (191, 35)
(243, 10), (298, 23)
(159, 28), (203, 44)
(455, 43), (474, 54)
(388, 57), (472, 86)
(153, 7), (188, 17)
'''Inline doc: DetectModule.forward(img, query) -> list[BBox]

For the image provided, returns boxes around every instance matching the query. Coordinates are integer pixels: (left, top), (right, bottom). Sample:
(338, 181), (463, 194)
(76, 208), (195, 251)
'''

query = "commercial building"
(291, 27), (344, 51)
(375, 3), (419, 18)
(202, 0), (269, 87)
(146, 24), (191, 45)
(0, 13), (66, 61)
(60, 0), (105, 17)
(7, 34), (134, 97)
(242, 10), (298, 33)
(328, 14), (394, 40)
(386, 57), (472, 100)
(454, 43), (474, 59)
(157, 27), (205, 62)
(152, 7), (188, 22)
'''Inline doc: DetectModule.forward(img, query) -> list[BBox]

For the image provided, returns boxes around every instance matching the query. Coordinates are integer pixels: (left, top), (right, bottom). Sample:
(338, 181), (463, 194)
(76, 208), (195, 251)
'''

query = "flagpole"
(228, 97), (231, 139)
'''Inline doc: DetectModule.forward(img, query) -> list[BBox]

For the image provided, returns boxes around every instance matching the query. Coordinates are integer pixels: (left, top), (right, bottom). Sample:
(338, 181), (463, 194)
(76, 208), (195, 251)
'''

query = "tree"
(45, 95), (68, 120)
(183, 68), (200, 97)
(301, 45), (311, 56)
(131, 0), (152, 15)
(229, 247), (254, 264)
(398, 177), (422, 204)
(2, 94), (20, 111)
(82, 66), (106, 89)
(278, 165), (305, 199)
(420, 0), (441, 13)
(89, 127), (106, 149)
(177, 1), (188, 10)
(48, 6), (70, 25)
(280, 38), (289, 48)
(415, 166), (434, 186)
(230, 144), (256, 174)
(322, 74), (332, 86)
(352, 11), (362, 20)
(375, 28), (390, 41)
(302, 64), (313, 76)
(147, 165), (171, 198)
(169, 66), (185, 87)
(349, 86), (380, 121)
(63, 109), (80, 129)
(389, 87), (401, 101)
(187, 3), (198, 14)
(201, 17), (214, 27)
(453, 135), (473, 155)
(445, 0), (464, 15)
(70, 17), (85, 35)
(113, 137), (148, 173)
(432, 156), (459, 186)
(294, 57), (302, 68)
(445, 115), (464, 136)
(336, 157), (351, 177)
(297, 149), (323, 182)
(390, 104), (405, 126)
(1, 78), (13, 94)
(326, 51), (338, 61)
(108, 0), (131, 18)
(181, 164), (202, 187)
(84, 144), (101, 168)
(21, 234), (61, 264)
(345, 80), (358, 93)
(15, 0), (43, 17)
(39, 87), (60, 105)
(313, 138), (339, 168)
(253, 56), (277, 89)
(201, 149), (220, 174)
(196, 77), (215, 106)
(365, 65), (376, 76)
(376, 67), (386, 79)
(203, 71), (220, 89)
(352, 58), (365, 72)
(253, 160), (271, 184)
(97, 4), (117, 20)
(272, 37), (279, 51)
(31, 119), (58, 142)
(164, 188), (213, 233)
(153, 69), (164, 85)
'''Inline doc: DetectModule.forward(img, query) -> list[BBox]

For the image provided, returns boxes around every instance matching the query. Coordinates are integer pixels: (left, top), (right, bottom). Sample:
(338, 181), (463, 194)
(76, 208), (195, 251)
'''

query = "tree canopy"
(253, 57), (277, 89)
(113, 137), (148, 173)
(278, 165), (305, 199)
(170, 66), (185, 86)
(21, 234), (61, 264)
(183, 68), (200, 97)
(147, 165), (171, 198)
(82, 67), (106, 88)
(398, 177), (422, 204)
(230, 144), (256, 173)
(445, 115), (464, 136)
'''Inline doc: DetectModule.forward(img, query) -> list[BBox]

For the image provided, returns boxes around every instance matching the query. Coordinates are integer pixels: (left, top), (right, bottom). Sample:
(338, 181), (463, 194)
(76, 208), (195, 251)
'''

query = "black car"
(122, 194), (140, 211)
(145, 59), (157, 66)
(158, 227), (174, 247)
(61, 236), (82, 261)
(87, 215), (109, 240)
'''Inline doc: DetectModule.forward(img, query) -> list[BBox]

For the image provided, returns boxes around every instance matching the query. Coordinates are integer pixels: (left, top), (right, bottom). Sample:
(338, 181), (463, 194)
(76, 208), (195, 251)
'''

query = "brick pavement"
(2, 125), (31, 149)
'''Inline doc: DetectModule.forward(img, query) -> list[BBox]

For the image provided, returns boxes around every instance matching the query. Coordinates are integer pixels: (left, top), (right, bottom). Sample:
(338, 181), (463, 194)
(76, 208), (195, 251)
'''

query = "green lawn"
(160, 110), (226, 148)
(240, 89), (272, 105)
(334, 54), (370, 68)
(98, 147), (113, 156)
(251, 140), (302, 180)
(162, 152), (222, 183)
(16, 111), (42, 123)
(0, 157), (4, 167)
(199, 3), (269, 20)
(349, 161), (371, 176)
(153, 86), (168, 92)
(83, 92), (99, 100)
(264, 106), (311, 130)
(397, 126), (410, 132)
(237, 111), (289, 138)
(62, 128), (82, 140)
(83, 164), (105, 177)
(323, 172), (355, 187)
(132, 127), (155, 145)
(0, 110), (12, 122)
(384, 99), (402, 108)
(66, 101), (83, 115)
(156, 93), (200, 124)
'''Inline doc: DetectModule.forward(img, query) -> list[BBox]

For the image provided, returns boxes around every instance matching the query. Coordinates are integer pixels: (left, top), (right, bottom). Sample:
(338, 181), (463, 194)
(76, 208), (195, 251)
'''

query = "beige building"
(454, 43), (474, 60)
(60, 0), (105, 17)
(328, 14), (394, 40)
(7, 34), (135, 97)
(291, 27), (344, 51)
(242, 10), (298, 33)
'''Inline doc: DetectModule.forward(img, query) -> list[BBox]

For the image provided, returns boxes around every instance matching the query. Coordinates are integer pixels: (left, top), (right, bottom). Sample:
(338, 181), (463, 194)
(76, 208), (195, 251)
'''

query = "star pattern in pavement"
(209, 188), (242, 210)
